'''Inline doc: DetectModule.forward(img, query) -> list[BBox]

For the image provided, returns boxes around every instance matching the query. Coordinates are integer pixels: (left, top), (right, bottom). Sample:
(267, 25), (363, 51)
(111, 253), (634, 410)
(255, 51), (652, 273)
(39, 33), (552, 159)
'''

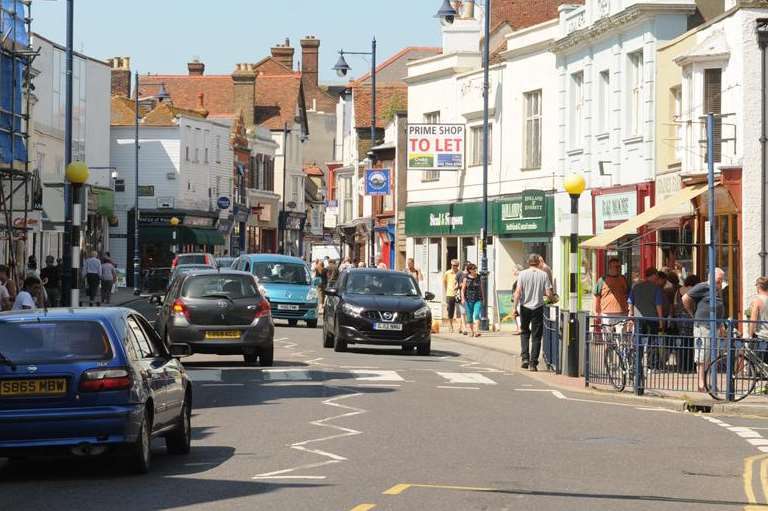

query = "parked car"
(172, 253), (216, 269)
(154, 269), (274, 366)
(0, 308), (193, 473)
(323, 269), (434, 355)
(232, 254), (318, 328)
(143, 267), (172, 293)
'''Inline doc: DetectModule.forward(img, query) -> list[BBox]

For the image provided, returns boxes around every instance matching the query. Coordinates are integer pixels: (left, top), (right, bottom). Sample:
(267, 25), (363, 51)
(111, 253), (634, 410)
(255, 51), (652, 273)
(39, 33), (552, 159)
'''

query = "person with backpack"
(593, 257), (629, 330)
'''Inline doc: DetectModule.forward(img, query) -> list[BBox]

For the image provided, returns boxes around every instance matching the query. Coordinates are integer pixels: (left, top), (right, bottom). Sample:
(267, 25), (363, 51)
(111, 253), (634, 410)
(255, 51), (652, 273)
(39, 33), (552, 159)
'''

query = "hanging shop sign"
(407, 124), (465, 171)
(217, 196), (231, 210)
(365, 168), (391, 196)
(595, 191), (637, 234)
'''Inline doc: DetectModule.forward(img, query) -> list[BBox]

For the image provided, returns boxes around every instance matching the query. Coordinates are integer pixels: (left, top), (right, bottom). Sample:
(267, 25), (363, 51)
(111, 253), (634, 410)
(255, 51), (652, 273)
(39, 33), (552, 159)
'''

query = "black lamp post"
(333, 38), (378, 267)
(436, 0), (491, 330)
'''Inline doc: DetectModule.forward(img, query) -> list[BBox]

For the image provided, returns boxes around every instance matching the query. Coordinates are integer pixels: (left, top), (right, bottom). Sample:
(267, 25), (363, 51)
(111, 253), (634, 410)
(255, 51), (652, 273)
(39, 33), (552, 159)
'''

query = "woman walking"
(100, 256), (117, 305)
(461, 263), (484, 337)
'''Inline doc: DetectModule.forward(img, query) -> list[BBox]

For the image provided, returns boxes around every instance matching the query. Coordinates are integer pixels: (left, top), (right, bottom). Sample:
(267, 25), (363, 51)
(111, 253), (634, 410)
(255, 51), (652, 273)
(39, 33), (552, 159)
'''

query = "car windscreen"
(181, 275), (260, 299)
(345, 274), (419, 296)
(178, 255), (206, 265)
(252, 262), (310, 285)
(0, 320), (113, 365)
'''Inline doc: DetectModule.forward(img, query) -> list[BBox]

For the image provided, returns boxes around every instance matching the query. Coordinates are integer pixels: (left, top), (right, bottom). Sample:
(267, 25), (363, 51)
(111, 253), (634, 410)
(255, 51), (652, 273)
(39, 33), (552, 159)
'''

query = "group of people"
(440, 259), (488, 339)
(0, 251), (117, 312)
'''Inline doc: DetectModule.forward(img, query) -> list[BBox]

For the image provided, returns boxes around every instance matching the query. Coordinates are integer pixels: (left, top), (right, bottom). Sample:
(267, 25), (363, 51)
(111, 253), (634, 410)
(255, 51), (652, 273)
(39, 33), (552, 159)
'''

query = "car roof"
(345, 269), (413, 277)
(240, 254), (308, 265)
(180, 269), (254, 278)
(177, 253), (213, 257)
(0, 307), (133, 324)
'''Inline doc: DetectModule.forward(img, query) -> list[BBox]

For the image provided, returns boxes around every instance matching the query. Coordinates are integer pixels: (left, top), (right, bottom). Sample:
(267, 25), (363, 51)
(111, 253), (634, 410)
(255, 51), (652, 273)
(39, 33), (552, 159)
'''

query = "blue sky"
(32, 0), (443, 83)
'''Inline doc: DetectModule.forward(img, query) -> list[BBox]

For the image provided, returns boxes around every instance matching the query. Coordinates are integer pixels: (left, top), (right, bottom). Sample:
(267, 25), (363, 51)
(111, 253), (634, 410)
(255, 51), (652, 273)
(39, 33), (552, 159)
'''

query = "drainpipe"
(757, 19), (768, 275)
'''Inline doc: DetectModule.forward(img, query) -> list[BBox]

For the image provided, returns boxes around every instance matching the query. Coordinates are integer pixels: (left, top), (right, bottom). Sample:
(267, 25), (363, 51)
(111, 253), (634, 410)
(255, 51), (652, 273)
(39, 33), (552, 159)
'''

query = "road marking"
(748, 439), (768, 446)
(305, 357), (325, 364)
(436, 372), (497, 385)
(263, 370), (312, 381)
(383, 483), (496, 496)
(351, 370), (405, 382)
(254, 476), (327, 480)
(341, 366), (380, 369)
(252, 391), (366, 480)
(186, 369), (222, 382)
(437, 386), (480, 390)
(355, 384), (401, 388)
(515, 388), (566, 399)
(349, 505), (376, 511)
(742, 454), (768, 510)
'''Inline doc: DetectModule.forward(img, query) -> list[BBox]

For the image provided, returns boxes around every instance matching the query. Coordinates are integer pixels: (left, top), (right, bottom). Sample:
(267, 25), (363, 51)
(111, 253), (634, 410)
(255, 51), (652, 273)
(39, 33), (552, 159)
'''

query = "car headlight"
(414, 305), (431, 319)
(306, 288), (318, 301)
(342, 303), (365, 316)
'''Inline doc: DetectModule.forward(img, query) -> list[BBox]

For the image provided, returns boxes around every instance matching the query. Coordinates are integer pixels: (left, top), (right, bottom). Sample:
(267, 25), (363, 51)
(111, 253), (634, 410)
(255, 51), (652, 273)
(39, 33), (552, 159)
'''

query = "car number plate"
(277, 304), (300, 311)
(205, 330), (241, 340)
(0, 378), (67, 397)
(373, 323), (403, 331)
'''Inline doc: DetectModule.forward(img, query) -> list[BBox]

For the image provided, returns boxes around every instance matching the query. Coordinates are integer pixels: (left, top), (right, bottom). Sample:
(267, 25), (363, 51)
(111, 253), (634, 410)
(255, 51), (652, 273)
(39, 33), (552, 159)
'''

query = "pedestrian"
(537, 255), (555, 294)
(593, 257), (629, 331)
(682, 268), (726, 392)
(748, 277), (768, 361)
(376, 256), (388, 270)
(461, 263), (484, 338)
(406, 258), (423, 282)
(443, 259), (461, 333)
(100, 256), (117, 305)
(40, 255), (61, 307)
(339, 257), (352, 272)
(323, 256), (330, 269)
(12, 276), (41, 311)
(514, 254), (554, 371)
(0, 264), (11, 311)
(628, 268), (665, 376)
(83, 250), (102, 306)
(315, 260), (328, 309)
(327, 260), (340, 287)
(455, 262), (468, 335)
(671, 274), (700, 372)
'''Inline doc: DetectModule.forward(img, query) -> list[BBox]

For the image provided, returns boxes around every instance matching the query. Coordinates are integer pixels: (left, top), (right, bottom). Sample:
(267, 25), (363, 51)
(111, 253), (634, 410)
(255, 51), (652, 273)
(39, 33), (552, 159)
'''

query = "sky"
(32, 0), (443, 83)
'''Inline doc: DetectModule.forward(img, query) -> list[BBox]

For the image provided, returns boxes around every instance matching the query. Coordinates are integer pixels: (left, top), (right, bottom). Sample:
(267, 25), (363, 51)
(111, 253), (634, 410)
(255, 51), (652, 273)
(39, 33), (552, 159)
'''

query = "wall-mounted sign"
(495, 190), (553, 235)
(407, 123), (465, 171)
(137, 185), (155, 197)
(217, 196), (231, 210)
(365, 169), (391, 196)
(595, 191), (637, 234)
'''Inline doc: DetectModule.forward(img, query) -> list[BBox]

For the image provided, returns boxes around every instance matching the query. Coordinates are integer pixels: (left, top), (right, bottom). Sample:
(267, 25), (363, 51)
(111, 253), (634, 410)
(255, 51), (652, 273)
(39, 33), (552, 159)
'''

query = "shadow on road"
(183, 360), (310, 369)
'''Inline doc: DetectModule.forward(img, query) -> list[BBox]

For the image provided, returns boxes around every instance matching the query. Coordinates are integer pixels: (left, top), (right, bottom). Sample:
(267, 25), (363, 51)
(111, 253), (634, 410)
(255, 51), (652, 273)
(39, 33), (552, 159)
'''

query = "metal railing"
(584, 314), (768, 401)
(543, 305), (562, 374)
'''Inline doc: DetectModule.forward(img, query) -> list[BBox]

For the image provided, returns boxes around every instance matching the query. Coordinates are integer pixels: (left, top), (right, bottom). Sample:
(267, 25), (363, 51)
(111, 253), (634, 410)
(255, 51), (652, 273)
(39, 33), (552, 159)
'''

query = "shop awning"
(141, 226), (226, 246)
(581, 184), (709, 250)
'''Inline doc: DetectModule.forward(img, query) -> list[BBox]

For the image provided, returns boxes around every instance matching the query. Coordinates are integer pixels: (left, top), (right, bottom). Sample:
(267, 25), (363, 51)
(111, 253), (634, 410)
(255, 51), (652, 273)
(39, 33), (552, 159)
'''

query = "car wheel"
(323, 323), (335, 348)
(128, 408), (152, 474)
(243, 353), (259, 366)
(288, 320), (298, 327)
(333, 328), (347, 352)
(259, 348), (274, 367)
(417, 342), (431, 356)
(165, 394), (191, 455)
(306, 319), (318, 329)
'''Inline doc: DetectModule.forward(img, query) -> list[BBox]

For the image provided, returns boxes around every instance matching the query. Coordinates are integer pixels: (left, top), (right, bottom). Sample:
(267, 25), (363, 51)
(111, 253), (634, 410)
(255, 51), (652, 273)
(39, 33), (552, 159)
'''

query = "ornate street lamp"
(63, 161), (89, 307)
(564, 173), (586, 377)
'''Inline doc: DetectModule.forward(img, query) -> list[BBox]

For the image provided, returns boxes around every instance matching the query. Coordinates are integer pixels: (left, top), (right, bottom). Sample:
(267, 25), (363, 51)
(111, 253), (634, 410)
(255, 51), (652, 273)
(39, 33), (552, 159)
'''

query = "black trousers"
(520, 305), (544, 365)
(86, 274), (100, 303)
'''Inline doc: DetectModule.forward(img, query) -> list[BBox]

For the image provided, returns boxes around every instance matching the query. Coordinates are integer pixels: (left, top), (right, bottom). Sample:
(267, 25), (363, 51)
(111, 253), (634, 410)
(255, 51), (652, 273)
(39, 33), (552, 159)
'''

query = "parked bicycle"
(705, 337), (768, 401)
(599, 319), (634, 392)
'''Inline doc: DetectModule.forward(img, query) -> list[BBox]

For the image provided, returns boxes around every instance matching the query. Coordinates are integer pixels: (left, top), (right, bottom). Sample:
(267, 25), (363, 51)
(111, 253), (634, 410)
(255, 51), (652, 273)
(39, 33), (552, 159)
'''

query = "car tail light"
(254, 299), (271, 319)
(79, 368), (132, 392)
(172, 256), (179, 269)
(172, 298), (190, 318)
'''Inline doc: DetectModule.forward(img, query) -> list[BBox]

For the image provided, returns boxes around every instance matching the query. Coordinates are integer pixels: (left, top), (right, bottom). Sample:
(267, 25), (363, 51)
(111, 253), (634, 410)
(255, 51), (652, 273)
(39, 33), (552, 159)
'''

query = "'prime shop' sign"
(407, 124), (465, 171)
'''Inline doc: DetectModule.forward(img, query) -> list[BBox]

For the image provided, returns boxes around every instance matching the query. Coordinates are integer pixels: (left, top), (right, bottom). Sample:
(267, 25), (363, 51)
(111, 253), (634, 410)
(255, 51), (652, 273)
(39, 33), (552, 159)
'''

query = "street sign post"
(217, 196), (231, 210)
(365, 168), (391, 196)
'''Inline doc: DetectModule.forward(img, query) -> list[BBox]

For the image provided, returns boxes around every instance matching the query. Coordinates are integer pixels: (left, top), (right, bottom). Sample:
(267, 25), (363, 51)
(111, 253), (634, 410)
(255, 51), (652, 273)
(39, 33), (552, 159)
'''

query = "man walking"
(40, 256), (61, 307)
(83, 251), (102, 306)
(442, 259), (460, 333)
(514, 254), (553, 371)
(683, 268), (725, 392)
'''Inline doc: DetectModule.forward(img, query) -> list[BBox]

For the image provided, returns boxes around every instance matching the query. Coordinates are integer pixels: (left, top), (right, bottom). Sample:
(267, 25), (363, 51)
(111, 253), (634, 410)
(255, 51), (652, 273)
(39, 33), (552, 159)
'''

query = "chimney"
(109, 56), (131, 97)
(232, 63), (257, 126)
(187, 58), (205, 76)
(271, 38), (295, 70)
(300, 36), (320, 88)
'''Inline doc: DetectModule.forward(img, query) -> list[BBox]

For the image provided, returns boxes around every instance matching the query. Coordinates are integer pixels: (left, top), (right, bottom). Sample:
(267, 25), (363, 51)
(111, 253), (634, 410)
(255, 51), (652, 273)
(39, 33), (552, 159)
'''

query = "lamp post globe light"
(436, 0), (492, 330)
(63, 161), (89, 308)
(564, 173), (585, 377)
(170, 217), (181, 255)
(333, 38), (378, 267)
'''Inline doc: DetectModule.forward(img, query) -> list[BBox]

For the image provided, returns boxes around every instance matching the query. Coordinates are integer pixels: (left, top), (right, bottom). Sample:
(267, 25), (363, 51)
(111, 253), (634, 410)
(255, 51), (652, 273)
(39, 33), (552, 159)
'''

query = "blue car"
(233, 254), (318, 328)
(0, 308), (193, 474)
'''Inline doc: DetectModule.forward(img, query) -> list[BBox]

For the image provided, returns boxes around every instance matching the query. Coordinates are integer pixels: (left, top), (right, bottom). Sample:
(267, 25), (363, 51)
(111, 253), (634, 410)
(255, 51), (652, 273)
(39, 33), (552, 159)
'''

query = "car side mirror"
(424, 292), (435, 301)
(325, 287), (338, 297)
(169, 343), (192, 358)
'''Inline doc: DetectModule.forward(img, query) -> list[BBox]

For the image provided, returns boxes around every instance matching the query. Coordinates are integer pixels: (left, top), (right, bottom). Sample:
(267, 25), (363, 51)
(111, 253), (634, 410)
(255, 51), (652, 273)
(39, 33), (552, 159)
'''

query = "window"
(423, 111), (440, 124)
(339, 175), (353, 223)
(263, 157), (275, 191)
(127, 317), (154, 358)
(215, 176), (221, 196)
(569, 71), (584, 147)
(704, 68), (722, 164)
(671, 86), (683, 162)
(629, 51), (644, 136)
(523, 89), (542, 169)
(203, 130), (209, 163)
(114, 179), (126, 192)
(215, 135), (221, 163)
(470, 125), (492, 166)
(290, 176), (302, 204)
(598, 70), (610, 133)
(194, 128), (201, 162)
(422, 170), (439, 182)
(185, 126), (192, 161)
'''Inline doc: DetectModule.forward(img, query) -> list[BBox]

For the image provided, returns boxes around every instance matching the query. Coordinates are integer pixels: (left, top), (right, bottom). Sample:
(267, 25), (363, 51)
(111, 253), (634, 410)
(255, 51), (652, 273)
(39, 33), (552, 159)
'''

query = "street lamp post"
(170, 217), (180, 255)
(333, 38), (378, 267)
(61, 0), (75, 307)
(64, 162), (89, 308)
(564, 174), (586, 378)
(436, 0), (491, 330)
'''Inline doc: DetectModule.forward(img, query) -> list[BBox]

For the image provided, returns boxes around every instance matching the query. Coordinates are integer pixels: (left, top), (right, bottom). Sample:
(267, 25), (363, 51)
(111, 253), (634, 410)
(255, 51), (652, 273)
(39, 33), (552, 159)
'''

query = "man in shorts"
(443, 259), (460, 333)
(594, 257), (629, 334)
(683, 268), (725, 392)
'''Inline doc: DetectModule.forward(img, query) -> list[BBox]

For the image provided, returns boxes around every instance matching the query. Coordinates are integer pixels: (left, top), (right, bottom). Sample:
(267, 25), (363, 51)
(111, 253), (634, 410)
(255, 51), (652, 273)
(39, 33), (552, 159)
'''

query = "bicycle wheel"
(604, 344), (626, 392)
(705, 354), (758, 402)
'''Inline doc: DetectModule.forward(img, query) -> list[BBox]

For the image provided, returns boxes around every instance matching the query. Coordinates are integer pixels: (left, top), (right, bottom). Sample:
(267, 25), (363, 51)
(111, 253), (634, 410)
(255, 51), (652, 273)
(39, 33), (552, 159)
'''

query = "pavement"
(2, 301), (768, 510)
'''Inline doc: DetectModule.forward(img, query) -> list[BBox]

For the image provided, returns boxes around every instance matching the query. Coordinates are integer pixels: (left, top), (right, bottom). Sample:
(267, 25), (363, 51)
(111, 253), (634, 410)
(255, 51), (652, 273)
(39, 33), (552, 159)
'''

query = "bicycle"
(705, 337), (768, 401)
(599, 319), (634, 392)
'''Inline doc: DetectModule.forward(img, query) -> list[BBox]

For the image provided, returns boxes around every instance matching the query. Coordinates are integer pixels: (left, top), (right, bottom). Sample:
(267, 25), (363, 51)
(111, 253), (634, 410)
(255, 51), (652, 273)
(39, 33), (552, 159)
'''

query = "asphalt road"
(2, 300), (768, 510)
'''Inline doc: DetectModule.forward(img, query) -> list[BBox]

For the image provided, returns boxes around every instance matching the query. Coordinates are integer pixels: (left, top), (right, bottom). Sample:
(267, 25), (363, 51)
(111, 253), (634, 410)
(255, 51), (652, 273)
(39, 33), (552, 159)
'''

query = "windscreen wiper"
(201, 294), (235, 304)
(0, 351), (17, 371)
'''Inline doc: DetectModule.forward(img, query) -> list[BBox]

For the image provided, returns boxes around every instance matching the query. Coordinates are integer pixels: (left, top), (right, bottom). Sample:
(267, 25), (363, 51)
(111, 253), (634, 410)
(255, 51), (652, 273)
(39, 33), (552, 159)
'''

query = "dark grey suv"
(154, 269), (274, 366)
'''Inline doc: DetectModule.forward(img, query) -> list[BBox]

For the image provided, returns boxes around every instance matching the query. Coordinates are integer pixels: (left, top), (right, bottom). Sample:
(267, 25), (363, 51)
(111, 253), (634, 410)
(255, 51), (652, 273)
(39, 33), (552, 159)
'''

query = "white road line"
(437, 386), (480, 390)
(354, 384), (401, 388)
(186, 369), (222, 382)
(747, 439), (768, 446)
(351, 370), (405, 382)
(252, 476), (327, 480)
(305, 357), (325, 364)
(515, 388), (566, 399)
(252, 392), (366, 480)
(436, 372), (497, 385)
(341, 366), (380, 369)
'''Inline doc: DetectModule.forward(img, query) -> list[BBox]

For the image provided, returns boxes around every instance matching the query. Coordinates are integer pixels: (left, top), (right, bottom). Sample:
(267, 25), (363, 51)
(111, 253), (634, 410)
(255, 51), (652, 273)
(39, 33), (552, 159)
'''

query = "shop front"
(135, 211), (225, 269)
(279, 211), (306, 257)
(246, 190), (279, 254)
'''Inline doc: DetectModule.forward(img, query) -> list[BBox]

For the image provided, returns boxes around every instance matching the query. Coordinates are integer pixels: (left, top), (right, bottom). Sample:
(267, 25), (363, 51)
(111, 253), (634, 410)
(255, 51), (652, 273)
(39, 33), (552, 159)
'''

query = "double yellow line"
(744, 454), (768, 510)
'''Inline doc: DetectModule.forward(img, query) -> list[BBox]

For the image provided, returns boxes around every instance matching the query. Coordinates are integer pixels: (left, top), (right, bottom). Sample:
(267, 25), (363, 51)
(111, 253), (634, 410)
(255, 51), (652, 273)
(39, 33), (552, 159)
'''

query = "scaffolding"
(0, 0), (33, 283)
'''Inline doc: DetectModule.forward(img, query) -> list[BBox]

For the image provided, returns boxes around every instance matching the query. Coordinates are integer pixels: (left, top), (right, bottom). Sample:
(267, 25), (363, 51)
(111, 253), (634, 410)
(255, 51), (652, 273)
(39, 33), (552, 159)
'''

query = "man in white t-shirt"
(0, 279), (10, 311)
(12, 277), (42, 311)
